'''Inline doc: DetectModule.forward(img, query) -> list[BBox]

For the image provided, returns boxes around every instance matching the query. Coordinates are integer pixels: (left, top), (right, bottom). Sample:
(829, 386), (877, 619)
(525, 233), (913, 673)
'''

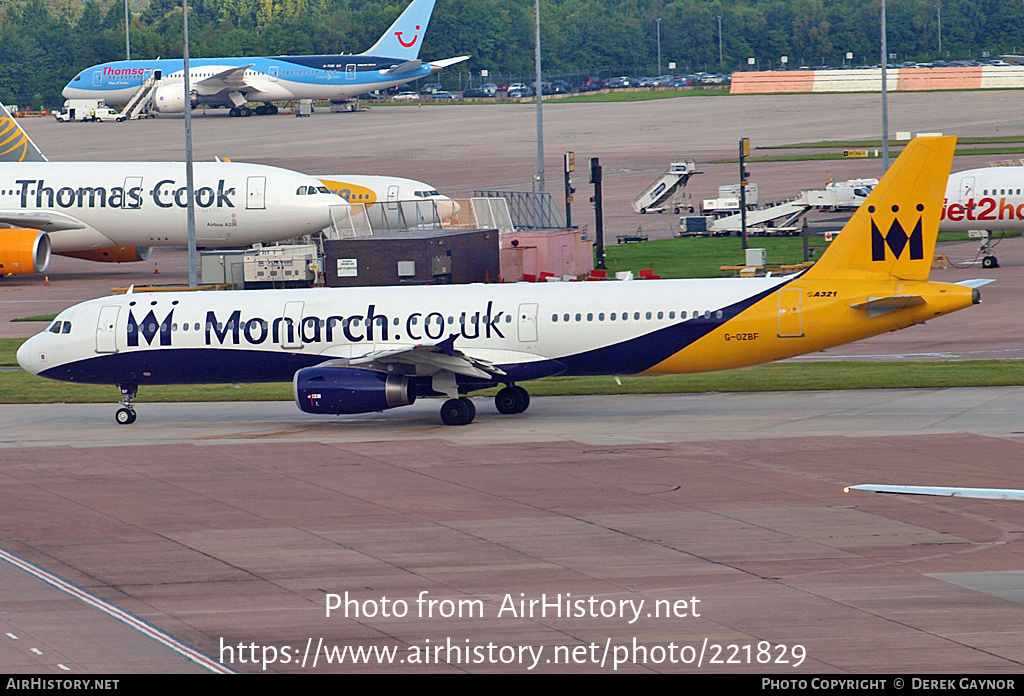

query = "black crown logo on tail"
(870, 204), (925, 262)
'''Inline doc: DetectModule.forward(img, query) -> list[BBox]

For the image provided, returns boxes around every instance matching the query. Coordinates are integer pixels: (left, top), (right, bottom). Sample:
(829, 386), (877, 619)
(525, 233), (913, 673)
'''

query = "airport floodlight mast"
(657, 18), (662, 75)
(124, 0), (130, 60)
(183, 0), (198, 287)
(534, 0), (545, 193)
(881, 0), (890, 173)
(718, 16), (723, 68)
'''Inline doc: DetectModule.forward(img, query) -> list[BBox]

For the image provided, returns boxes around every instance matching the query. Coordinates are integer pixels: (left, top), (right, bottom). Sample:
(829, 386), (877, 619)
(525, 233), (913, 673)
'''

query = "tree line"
(3, 0), (1023, 108)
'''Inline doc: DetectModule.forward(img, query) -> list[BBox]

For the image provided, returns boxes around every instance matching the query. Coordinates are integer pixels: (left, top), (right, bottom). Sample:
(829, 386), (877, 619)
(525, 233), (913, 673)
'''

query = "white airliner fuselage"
(0, 162), (346, 272)
(943, 166), (1024, 230)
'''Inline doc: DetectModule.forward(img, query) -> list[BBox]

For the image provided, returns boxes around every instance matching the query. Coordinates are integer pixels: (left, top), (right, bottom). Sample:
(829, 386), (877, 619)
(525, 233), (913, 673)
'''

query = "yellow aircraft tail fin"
(804, 136), (955, 281)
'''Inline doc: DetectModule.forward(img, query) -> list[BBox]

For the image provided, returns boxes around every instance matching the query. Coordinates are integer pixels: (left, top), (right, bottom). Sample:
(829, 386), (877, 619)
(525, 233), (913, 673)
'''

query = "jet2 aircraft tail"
(804, 136), (955, 282)
(0, 101), (47, 163)
(361, 0), (437, 60)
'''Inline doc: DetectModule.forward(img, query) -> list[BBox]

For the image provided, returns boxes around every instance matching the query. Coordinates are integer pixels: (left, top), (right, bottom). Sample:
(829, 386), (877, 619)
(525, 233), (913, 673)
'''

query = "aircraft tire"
(440, 397), (475, 426)
(240, 108), (252, 117)
(982, 255), (999, 269)
(116, 408), (136, 425)
(229, 108), (240, 117)
(495, 386), (529, 414)
(270, 105), (279, 115)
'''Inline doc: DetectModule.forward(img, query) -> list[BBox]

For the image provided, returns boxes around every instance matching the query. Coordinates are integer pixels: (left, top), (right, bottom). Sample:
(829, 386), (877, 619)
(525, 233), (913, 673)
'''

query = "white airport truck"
(55, 99), (125, 123)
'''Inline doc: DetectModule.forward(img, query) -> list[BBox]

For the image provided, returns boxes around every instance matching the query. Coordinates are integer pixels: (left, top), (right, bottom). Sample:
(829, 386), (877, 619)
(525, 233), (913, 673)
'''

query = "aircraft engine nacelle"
(294, 366), (415, 415)
(56, 246), (153, 263)
(151, 84), (197, 113)
(0, 228), (51, 276)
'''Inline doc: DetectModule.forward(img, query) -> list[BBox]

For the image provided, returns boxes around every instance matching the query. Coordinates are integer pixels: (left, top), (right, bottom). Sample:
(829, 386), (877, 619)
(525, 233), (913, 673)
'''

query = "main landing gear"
(438, 385), (531, 426)
(115, 384), (137, 425)
(494, 385), (530, 415)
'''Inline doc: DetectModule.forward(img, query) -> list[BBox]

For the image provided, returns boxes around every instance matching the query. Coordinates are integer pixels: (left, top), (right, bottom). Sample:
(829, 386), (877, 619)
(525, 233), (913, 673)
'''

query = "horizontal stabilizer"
(431, 56), (471, 73)
(956, 279), (996, 288)
(847, 484), (1024, 501)
(386, 60), (423, 75)
(849, 295), (925, 317)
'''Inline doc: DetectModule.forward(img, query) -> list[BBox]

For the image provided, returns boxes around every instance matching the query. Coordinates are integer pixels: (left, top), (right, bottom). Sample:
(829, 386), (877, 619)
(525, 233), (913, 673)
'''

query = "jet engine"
(294, 366), (415, 415)
(57, 246), (154, 263)
(151, 84), (197, 113)
(0, 228), (51, 275)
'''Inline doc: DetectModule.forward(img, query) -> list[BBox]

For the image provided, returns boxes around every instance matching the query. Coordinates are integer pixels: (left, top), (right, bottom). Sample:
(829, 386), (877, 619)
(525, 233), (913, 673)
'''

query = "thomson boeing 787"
(19, 138), (989, 426)
(63, 0), (468, 117)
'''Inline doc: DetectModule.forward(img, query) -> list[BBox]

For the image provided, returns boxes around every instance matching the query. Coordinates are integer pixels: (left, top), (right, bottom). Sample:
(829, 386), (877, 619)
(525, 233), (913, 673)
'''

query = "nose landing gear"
(115, 384), (138, 425)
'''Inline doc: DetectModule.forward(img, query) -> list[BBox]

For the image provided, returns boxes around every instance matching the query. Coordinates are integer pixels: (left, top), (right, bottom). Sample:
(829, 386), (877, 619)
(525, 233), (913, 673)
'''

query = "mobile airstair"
(632, 161), (700, 214)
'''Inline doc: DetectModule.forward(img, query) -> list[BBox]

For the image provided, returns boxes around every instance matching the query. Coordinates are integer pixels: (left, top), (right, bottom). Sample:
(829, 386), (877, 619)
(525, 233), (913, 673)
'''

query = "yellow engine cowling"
(0, 228), (51, 275)
(56, 246), (153, 263)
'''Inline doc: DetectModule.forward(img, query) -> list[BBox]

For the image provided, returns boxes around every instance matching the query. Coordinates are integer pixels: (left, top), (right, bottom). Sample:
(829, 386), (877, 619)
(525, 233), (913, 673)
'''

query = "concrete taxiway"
(1, 390), (1023, 673)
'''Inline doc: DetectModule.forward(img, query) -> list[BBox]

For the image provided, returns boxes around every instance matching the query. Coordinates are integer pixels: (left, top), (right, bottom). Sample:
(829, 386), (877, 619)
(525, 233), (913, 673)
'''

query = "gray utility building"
(323, 229), (501, 287)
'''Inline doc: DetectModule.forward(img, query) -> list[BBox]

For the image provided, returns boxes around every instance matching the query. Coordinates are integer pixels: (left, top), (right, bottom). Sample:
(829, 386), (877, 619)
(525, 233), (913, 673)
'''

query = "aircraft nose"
(17, 334), (46, 375)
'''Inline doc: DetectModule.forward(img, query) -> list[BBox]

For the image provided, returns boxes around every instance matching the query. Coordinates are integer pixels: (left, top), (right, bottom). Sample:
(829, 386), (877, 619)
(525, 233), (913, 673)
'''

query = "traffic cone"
(44, 275), (50, 286)
(154, 261), (159, 274)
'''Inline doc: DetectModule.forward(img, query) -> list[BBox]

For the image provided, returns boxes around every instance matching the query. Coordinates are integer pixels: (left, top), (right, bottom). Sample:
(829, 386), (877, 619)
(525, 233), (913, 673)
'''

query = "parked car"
(481, 82), (499, 96)
(419, 82), (442, 94)
(579, 77), (605, 92)
(356, 91), (385, 100)
(551, 79), (572, 94)
(391, 91), (420, 101)
(431, 90), (457, 100)
(650, 74), (673, 87)
(462, 87), (492, 98)
(668, 77), (690, 87)
(606, 76), (634, 88)
(507, 83), (534, 97)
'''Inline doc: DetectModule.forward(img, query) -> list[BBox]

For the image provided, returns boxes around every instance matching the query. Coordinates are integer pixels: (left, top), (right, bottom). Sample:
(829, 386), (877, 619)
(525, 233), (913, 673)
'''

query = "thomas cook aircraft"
(62, 0), (469, 117)
(0, 102), (349, 275)
(18, 137), (989, 426)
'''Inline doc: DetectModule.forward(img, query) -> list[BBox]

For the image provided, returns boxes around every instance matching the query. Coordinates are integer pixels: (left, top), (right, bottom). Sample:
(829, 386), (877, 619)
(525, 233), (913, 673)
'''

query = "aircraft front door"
(96, 306), (120, 354)
(518, 303), (538, 342)
(269, 66), (279, 82)
(960, 176), (976, 204)
(777, 288), (804, 338)
(346, 64), (357, 81)
(247, 176), (266, 210)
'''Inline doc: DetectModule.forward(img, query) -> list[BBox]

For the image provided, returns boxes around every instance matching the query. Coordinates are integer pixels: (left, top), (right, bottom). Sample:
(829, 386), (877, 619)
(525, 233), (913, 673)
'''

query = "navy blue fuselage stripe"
(38, 278), (795, 386)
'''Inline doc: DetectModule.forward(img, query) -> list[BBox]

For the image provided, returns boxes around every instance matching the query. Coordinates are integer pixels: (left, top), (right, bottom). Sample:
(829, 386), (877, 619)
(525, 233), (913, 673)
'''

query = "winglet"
(803, 136), (955, 282)
(361, 0), (437, 61)
(437, 333), (457, 357)
(431, 56), (472, 73)
(0, 101), (47, 162)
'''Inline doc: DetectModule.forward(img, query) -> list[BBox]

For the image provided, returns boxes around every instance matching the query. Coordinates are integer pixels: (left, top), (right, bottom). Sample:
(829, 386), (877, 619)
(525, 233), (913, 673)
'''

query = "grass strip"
(1, 361), (1022, 404)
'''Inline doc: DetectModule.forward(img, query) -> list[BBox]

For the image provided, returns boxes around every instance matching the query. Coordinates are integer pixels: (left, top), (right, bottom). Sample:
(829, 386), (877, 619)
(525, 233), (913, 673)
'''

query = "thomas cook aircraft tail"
(803, 136), (955, 282)
(362, 0), (437, 60)
(0, 101), (47, 163)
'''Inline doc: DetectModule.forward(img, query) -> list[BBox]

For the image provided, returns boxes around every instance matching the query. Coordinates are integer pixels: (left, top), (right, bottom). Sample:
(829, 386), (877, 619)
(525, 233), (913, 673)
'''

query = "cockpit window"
(48, 321), (71, 334)
(62, 321), (72, 334)
(74, 75), (82, 82)
(317, 186), (331, 194)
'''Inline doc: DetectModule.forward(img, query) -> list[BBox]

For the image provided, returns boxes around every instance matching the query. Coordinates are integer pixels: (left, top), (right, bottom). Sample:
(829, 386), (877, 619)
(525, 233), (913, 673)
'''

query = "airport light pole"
(534, 0), (545, 193)
(881, 0), (890, 173)
(937, 4), (942, 57)
(657, 18), (662, 75)
(124, 0), (131, 60)
(183, 0), (198, 287)
(717, 16), (723, 68)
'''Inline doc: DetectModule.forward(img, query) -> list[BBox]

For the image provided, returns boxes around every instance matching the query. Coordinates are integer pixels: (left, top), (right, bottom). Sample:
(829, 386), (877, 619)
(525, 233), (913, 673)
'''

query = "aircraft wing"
(430, 56), (471, 73)
(194, 65), (255, 94)
(349, 335), (506, 380)
(0, 210), (85, 232)
(846, 484), (1024, 501)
